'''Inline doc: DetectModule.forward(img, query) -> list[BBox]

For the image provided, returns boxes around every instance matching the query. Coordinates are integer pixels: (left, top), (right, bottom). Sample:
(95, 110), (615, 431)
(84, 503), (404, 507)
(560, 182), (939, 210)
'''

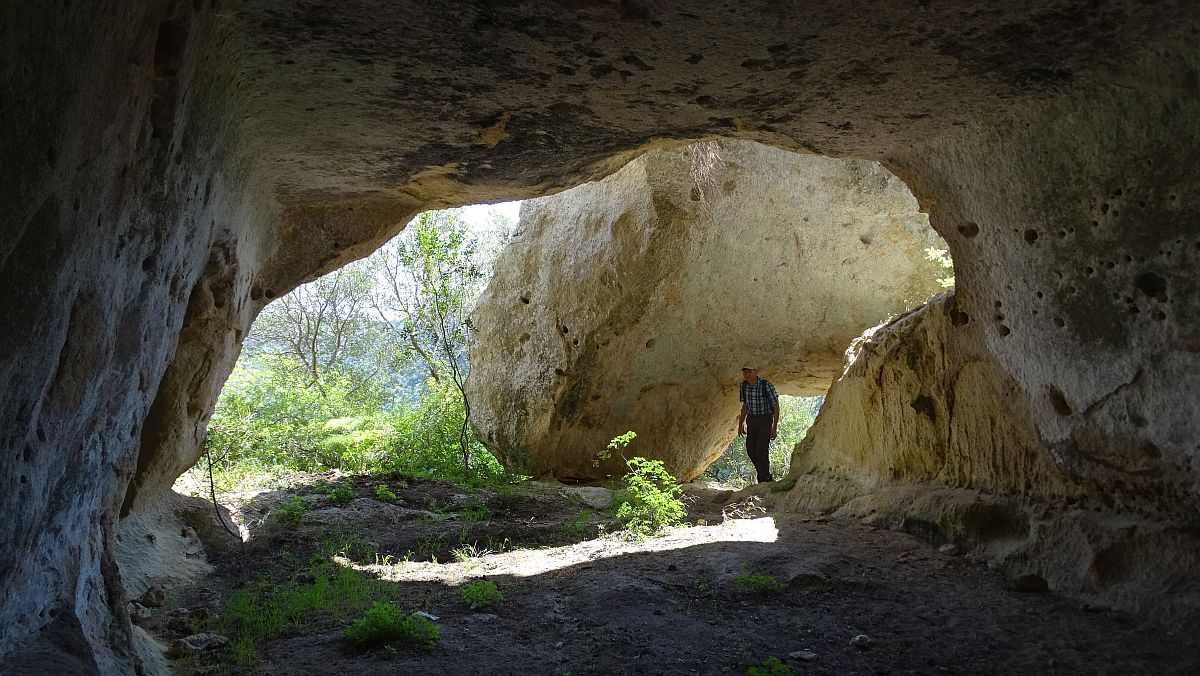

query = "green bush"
(276, 496), (308, 525)
(736, 571), (786, 595)
(374, 484), (398, 501)
(747, 656), (794, 676)
(328, 482), (356, 505)
(614, 456), (686, 538)
(343, 602), (440, 650)
(459, 580), (503, 609)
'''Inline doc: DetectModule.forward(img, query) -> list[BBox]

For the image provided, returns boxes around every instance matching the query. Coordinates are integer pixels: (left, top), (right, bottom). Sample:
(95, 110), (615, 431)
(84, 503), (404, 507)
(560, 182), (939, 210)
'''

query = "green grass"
(459, 580), (504, 609)
(343, 602), (440, 650)
(746, 656), (794, 676)
(374, 483), (398, 501)
(276, 495), (308, 525)
(736, 571), (787, 595)
(328, 482), (356, 505)
(214, 543), (393, 665)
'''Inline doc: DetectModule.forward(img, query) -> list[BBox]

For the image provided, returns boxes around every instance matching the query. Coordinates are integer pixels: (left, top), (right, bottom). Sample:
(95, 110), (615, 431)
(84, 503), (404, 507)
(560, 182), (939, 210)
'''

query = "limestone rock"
(469, 140), (944, 481)
(167, 633), (228, 658)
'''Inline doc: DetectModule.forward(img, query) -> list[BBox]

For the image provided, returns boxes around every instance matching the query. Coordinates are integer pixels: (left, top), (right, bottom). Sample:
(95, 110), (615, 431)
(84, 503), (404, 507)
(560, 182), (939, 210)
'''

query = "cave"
(3, 1), (1200, 673)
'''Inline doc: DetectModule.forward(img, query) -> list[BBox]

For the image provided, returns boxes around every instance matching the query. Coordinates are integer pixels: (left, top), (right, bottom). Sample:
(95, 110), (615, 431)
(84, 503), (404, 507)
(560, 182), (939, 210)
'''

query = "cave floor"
(156, 474), (1198, 675)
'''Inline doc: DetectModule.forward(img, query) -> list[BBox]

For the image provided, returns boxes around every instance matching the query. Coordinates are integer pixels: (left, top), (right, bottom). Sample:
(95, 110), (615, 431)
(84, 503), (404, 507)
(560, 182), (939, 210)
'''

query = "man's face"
(742, 368), (757, 383)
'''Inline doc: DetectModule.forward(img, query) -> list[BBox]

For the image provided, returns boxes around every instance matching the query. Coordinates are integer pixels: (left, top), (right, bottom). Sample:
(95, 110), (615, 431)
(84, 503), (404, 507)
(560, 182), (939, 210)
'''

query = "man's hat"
(741, 365), (757, 371)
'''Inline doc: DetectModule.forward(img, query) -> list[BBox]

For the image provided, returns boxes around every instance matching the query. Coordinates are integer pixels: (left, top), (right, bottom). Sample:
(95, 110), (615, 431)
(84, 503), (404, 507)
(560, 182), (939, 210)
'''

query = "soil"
(154, 473), (1200, 675)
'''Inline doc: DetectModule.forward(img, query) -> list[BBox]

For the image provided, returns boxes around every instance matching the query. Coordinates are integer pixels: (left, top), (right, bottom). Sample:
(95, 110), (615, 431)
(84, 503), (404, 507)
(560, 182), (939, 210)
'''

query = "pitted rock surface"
(4, 1), (1200, 671)
(468, 140), (944, 480)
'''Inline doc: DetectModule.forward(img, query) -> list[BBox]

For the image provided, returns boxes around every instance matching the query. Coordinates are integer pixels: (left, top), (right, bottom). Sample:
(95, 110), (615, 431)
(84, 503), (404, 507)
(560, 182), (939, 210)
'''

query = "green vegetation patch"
(459, 580), (504, 609)
(343, 602), (441, 650)
(374, 483), (398, 501)
(613, 456), (687, 538)
(328, 481), (356, 505)
(746, 656), (795, 676)
(736, 571), (787, 595)
(275, 495), (308, 526)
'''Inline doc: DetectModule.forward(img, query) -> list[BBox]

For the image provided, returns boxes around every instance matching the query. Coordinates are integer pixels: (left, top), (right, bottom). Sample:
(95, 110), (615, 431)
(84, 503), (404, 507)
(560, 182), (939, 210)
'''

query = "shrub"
(328, 482), (355, 505)
(747, 656), (794, 676)
(459, 580), (503, 609)
(276, 495), (308, 525)
(614, 456), (686, 538)
(736, 571), (786, 595)
(374, 484), (398, 501)
(343, 602), (440, 650)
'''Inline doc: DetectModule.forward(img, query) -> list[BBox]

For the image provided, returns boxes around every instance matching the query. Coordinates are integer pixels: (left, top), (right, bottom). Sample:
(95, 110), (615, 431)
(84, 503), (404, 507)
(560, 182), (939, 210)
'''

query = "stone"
(167, 633), (229, 658)
(939, 544), (960, 556)
(560, 486), (614, 510)
(850, 634), (872, 649)
(789, 650), (819, 662)
(127, 603), (152, 626)
(4, 1), (1200, 671)
(469, 140), (945, 481)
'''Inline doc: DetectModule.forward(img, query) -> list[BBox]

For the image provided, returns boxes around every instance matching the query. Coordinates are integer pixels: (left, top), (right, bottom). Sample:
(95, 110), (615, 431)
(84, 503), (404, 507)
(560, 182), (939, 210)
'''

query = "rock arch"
(3, 1), (1199, 670)
(467, 140), (946, 481)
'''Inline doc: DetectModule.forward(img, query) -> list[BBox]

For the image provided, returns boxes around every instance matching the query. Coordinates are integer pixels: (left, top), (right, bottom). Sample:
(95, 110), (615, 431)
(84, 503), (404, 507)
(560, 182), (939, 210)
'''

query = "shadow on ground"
(157, 476), (1199, 675)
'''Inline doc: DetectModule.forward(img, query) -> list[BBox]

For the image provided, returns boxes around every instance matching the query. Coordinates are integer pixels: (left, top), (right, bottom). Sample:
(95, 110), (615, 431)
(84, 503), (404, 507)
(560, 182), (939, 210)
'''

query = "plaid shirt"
(739, 378), (779, 416)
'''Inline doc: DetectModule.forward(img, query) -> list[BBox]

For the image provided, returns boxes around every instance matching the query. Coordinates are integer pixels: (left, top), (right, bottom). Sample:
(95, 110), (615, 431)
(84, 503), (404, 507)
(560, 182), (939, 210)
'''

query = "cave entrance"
(176, 201), (524, 496)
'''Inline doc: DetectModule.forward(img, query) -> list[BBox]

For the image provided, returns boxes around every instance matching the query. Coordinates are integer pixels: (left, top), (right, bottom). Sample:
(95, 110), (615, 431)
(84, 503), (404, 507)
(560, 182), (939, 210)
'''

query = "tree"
(371, 210), (486, 474)
(247, 260), (389, 396)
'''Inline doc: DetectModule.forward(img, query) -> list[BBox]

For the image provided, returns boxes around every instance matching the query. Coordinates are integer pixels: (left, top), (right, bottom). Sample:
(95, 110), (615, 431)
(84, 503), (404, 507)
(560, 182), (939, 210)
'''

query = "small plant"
(451, 543), (494, 562)
(746, 656), (794, 676)
(564, 510), (591, 536)
(767, 476), (797, 493)
(343, 602), (440, 650)
(736, 571), (787, 595)
(459, 580), (503, 609)
(276, 495), (308, 525)
(593, 430), (637, 467)
(329, 482), (355, 505)
(457, 498), (490, 523)
(613, 455), (686, 538)
(374, 484), (398, 501)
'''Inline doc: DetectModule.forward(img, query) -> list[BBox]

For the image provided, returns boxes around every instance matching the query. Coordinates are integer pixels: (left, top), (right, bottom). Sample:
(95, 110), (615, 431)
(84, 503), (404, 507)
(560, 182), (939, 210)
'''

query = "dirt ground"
(153, 473), (1200, 675)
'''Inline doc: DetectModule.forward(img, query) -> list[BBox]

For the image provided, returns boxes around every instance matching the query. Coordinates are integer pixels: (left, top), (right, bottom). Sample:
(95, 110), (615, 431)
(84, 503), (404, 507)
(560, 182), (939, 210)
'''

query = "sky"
(458, 200), (522, 236)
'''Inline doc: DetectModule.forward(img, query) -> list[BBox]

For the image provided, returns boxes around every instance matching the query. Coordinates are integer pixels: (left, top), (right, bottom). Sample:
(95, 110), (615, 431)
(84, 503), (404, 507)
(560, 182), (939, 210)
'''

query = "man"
(737, 366), (779, 483)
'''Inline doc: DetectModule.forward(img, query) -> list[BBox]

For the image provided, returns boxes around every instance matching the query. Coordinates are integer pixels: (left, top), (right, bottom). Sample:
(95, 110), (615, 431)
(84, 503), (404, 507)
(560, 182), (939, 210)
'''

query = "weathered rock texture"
(3, 0), (1200, 671)
(469, 141), (944, 481)
(780, 51), (1200, 625)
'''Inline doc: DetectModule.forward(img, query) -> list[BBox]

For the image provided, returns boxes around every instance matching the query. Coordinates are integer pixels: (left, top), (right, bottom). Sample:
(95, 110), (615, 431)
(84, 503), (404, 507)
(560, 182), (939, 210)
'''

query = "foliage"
(459, 580), (504, 609)
(613, 455), (687, 538)
(185, 206), (521, 496)
(275, 495), (308, 526)
(342, 602), (441, 650)
(217, 551), (391, 665)
(746, 656), (795, 676)
(374, 483), (398, 501)
(705, 396), (822, 488)
(736, 571), (787, 595)
(328, 482), (355, 505)
(924, 246), (955, 289)
(593, 430), (636, 467)
(372, 210), (487, 474)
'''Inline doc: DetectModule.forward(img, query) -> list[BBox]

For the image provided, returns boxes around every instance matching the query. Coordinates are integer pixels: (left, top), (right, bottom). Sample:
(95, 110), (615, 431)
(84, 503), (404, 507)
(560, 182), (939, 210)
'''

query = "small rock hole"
(997, 324), (1011, 337)
(1047, 387), (1073, 416)
(645, 338), (656, 348)
(519, 296), (530, 304)
(958, 222), (980, 238)
(1052, 316), (1065, 328)
(1023, 229), (1039, 243)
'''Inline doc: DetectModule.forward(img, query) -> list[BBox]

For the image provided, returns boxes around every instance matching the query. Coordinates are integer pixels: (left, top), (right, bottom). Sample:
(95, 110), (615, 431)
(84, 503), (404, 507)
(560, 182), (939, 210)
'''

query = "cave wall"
(0, 2), (276, 671)
(782, 47), (1200, 624)
(3, 0), (1200, 670)
(469, 140), (944, 481)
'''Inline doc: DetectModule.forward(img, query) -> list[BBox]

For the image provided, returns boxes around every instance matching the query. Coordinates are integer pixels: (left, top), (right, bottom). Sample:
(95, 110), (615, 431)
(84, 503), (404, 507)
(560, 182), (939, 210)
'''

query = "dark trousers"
(745, 414), (774, 483)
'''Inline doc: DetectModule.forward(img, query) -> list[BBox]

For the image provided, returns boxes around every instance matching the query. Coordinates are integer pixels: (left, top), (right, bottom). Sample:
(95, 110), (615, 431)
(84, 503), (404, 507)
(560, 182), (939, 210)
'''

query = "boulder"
(468, 140), (944, 481)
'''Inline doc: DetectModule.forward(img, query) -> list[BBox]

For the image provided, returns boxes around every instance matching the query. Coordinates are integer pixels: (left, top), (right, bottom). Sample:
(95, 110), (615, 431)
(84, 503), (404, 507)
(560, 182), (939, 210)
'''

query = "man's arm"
(738, 402), (747, 436)
(770, 382), (780, 440)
